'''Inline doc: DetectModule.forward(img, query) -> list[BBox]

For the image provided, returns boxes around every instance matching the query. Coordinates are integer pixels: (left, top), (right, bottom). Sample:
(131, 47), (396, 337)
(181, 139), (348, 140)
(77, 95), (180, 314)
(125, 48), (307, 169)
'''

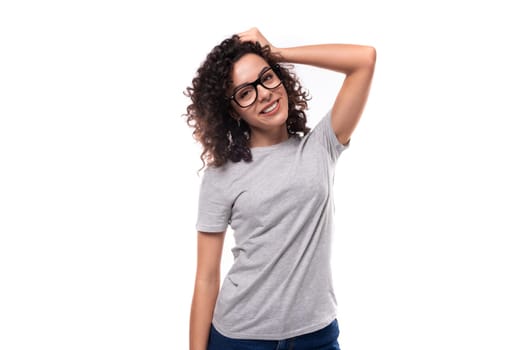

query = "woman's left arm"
(238, 28), (376, 144)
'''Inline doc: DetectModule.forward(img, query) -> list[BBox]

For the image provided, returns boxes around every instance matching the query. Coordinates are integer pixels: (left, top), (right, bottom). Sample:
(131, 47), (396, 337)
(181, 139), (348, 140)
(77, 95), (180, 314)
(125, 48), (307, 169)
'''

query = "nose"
(256, 83), (272, 102)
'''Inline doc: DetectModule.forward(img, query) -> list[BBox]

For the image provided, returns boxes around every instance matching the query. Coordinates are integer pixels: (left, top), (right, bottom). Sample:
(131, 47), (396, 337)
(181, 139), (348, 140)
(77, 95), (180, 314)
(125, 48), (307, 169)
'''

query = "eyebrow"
(232, 66), (272, 92)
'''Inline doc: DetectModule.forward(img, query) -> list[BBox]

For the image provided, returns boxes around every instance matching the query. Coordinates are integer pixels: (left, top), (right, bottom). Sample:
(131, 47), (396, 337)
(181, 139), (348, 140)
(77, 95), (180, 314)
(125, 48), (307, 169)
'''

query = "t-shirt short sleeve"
(309, 109), (350, 162)
(195, 168), (231, 233)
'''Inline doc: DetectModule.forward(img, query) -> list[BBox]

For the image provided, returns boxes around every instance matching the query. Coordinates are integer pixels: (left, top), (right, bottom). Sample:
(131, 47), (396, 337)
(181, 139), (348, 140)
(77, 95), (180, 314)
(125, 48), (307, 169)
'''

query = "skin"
(229, 53), (290, 148)
(189, 27), (376, 350)
(189, 230), (225, 350)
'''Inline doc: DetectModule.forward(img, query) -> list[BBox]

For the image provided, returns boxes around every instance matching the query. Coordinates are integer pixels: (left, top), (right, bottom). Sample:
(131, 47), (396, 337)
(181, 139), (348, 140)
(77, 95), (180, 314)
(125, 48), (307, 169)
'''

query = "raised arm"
(189, 231), (226, 350)
(238, 28), (376, 144)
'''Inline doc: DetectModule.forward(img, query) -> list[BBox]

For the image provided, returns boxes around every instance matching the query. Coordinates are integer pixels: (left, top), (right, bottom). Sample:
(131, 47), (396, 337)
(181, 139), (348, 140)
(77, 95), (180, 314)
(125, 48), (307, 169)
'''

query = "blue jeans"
(207, 319), (340, 350)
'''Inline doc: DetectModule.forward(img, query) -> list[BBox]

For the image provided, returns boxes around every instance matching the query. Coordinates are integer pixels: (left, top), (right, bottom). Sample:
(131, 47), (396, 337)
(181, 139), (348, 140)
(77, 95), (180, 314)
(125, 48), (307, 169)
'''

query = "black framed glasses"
(229, 66), (283, 108)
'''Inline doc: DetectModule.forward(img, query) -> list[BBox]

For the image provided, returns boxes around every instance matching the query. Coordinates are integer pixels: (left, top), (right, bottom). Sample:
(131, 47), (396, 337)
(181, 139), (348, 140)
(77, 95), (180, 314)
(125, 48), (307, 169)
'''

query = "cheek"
(279, 85), (288, 99)
(236, 106), (257, 121)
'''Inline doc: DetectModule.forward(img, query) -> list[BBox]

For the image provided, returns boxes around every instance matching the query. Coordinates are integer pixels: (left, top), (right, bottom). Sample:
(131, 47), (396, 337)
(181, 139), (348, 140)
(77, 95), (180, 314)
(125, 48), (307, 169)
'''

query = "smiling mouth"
(261, 100), (279, 114)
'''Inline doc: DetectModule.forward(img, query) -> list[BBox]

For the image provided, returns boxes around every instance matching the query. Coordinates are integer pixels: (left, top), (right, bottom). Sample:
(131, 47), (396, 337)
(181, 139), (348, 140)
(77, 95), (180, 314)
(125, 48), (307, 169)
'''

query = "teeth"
(262, 101), (278, 113)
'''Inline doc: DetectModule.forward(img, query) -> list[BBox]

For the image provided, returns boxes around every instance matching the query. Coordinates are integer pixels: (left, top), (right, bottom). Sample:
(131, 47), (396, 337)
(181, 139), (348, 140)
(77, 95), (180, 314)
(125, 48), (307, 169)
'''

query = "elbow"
(356, 46), (376, 77)
(366, 46), (377, 70)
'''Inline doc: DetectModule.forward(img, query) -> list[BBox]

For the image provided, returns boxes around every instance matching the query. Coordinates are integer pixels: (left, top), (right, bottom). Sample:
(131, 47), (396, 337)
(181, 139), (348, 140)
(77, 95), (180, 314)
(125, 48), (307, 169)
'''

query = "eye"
(262, 71), (275, 82)
(236, 87), (254, 101)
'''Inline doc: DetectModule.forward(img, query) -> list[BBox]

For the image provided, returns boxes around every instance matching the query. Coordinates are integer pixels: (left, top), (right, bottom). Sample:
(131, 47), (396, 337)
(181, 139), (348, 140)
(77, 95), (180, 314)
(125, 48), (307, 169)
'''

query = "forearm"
(275, 44), (375, 75)
(237, 28), (374, 75)
(189, 279), (220, 350)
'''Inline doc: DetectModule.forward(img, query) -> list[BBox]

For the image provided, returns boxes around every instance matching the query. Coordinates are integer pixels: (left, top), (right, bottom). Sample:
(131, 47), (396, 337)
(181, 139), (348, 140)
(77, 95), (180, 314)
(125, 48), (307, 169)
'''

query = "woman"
(185, 28), (376, 350)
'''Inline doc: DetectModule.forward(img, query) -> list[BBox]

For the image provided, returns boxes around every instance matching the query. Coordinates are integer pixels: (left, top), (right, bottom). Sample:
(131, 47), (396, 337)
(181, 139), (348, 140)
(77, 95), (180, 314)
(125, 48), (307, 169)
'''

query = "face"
(229, 53), (289, 136)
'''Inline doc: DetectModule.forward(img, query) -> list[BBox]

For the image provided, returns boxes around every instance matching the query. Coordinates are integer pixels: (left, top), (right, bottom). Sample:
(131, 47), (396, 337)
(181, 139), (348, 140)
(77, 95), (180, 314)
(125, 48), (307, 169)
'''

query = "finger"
(237, 33), (257, 43)
(237, 28), (259, 41)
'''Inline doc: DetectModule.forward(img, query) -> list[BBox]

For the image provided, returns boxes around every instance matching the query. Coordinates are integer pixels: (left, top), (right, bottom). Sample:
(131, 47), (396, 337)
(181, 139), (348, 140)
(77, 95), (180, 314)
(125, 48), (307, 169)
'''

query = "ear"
(229, 108), (241, 120)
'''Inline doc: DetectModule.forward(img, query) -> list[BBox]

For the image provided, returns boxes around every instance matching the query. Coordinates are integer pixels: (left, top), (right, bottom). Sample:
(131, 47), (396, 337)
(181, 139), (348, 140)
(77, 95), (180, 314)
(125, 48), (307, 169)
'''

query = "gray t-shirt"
(196, 110), (349, 340)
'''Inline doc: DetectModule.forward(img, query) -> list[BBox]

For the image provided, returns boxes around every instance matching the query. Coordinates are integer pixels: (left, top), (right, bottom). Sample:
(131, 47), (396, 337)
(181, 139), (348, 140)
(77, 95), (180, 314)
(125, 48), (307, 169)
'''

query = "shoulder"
(200, 159), (247, 186)
(201, 162), (231, 182)
(303, 110), (332, 142)
(303, 109), (349, 161)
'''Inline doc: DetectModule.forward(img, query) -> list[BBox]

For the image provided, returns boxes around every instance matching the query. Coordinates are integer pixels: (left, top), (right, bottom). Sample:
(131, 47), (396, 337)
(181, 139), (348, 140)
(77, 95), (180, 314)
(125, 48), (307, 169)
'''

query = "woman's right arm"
(189, 230), (226, 350)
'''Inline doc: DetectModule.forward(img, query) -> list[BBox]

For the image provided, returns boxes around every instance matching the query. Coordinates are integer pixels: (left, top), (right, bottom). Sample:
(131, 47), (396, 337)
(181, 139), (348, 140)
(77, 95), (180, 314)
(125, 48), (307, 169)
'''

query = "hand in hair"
(237, 27), (277, 54)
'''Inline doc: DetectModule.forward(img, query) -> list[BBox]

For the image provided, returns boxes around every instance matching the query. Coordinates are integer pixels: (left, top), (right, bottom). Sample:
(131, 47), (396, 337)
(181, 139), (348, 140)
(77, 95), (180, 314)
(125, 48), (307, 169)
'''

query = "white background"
(1, 0), (524, 349)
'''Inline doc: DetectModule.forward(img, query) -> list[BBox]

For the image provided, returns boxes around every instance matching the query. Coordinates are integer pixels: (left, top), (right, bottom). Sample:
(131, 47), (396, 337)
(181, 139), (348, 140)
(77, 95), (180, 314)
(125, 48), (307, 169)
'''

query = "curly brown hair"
(184, 35), (311, 169)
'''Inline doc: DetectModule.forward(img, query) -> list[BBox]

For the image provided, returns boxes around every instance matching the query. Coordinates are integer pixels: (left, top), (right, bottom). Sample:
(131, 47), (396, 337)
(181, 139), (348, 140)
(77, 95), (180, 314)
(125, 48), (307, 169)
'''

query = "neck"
(249, 126), (289, 148)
